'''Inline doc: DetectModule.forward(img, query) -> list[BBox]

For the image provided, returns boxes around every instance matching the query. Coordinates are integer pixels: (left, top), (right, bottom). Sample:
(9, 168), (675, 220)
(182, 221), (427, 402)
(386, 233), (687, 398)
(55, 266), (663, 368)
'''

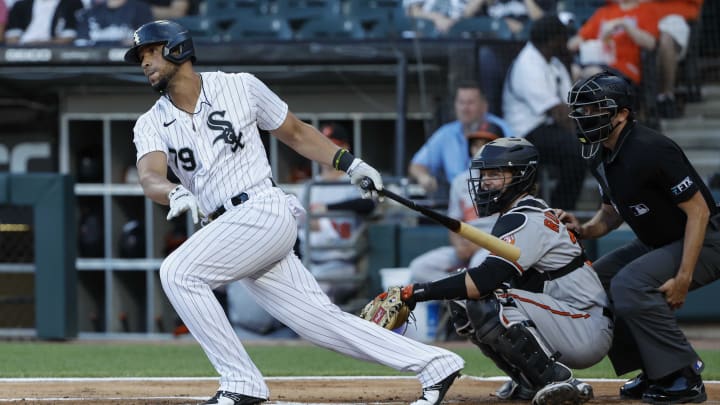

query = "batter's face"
(138, 43), (180, 93)
(455, 88), (487, 125)
(480, 168), (512, 192)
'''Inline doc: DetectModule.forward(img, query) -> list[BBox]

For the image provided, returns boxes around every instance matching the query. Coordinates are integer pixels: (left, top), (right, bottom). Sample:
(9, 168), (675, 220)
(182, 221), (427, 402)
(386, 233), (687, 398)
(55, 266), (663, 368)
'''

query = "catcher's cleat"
(200, 390), (265, 405)
(411, 370), (461, 405)
(531, 378), (593, 405)
(495, 379), (537, 400)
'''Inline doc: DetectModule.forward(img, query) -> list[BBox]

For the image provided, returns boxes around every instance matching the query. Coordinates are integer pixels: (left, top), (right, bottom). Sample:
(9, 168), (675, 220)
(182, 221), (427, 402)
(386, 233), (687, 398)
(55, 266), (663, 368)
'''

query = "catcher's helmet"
(124, 20), (195, 64)
(567, 71), (634, 159)
(468, 137), (538, 217)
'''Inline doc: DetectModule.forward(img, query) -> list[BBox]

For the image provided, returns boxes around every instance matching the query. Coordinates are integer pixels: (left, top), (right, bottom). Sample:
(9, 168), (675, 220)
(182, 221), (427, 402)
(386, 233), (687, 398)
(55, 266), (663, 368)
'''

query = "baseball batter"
(394, 138), (613, 405)
(125, 20), (463, 405)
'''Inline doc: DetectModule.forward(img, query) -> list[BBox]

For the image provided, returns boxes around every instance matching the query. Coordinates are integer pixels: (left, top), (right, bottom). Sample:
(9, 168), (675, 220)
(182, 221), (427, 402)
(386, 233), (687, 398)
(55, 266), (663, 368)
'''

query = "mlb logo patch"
(629, 204), (650, 216)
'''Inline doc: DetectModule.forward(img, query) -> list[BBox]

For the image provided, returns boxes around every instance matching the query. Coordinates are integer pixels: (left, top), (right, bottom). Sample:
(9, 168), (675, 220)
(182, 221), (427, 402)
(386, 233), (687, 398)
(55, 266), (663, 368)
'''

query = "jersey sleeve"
(654, 142), (700, 204)
(491, 212), (546, 273)
(243, 73), (288, 131)
(133, 114), (167, 162)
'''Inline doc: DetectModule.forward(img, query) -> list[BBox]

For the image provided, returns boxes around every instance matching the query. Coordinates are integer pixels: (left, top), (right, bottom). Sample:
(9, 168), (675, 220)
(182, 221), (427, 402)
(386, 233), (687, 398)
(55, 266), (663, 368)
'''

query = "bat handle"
(359, 177), (379, 192)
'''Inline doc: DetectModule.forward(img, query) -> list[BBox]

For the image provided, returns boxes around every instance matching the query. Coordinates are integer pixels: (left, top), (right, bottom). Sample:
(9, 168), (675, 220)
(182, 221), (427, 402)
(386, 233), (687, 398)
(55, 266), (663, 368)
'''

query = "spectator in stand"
(402, 0), (469, 34)
(503, 15), (585, 210)
(408, 81), (512, 197)
(0, 0), (8, 43)
(75, 0), (153, 46)
(142, 0), (199, 19)
(648, 0), (704, 118)
(464, 0), (556, 35)
(5, 0), (84, 45)
(567, 0), (661, 87)
(408, 122), (502, 284)
(461, 0), (558, 116)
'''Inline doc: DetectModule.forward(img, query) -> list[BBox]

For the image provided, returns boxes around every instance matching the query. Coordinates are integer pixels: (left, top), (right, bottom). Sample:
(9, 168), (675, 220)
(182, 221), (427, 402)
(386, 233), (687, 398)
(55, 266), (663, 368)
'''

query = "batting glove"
(167, 185), (201, 224)
(347, 158), (383, 199)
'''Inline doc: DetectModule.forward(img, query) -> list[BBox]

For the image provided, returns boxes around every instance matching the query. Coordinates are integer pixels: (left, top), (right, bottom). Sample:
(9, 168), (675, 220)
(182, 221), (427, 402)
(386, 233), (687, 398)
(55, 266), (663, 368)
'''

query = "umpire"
(558, 71), (720, 404)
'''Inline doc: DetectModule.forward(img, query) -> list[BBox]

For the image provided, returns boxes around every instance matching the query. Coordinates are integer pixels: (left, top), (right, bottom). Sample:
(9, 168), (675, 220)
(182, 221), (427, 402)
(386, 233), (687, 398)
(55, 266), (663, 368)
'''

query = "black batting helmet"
(567, 71), (634, 159)
(124, 20), (195, 64)
(468, 137), (538, 217)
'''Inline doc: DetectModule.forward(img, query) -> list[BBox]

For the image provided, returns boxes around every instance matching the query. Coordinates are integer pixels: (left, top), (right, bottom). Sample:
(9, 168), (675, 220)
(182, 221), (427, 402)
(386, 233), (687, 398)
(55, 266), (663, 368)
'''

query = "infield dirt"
(0, 377), (718, 404)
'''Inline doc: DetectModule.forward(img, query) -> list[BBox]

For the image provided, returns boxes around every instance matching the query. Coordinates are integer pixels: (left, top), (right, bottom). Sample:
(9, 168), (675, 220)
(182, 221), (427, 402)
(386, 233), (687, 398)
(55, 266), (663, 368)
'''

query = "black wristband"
(333, 148), (355, 172)
(413, 272), (468, 302)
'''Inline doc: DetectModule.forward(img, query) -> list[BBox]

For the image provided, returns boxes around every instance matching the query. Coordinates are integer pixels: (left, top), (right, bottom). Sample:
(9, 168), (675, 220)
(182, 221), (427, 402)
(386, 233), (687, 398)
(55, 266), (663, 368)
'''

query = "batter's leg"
(243, 252), (464, 388)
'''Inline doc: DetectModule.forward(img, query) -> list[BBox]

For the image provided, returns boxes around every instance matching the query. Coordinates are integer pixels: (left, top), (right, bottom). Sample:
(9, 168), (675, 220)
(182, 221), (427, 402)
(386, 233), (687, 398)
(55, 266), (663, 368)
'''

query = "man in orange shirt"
(568, 0), (660, 86)
(650, 0), (704, 117)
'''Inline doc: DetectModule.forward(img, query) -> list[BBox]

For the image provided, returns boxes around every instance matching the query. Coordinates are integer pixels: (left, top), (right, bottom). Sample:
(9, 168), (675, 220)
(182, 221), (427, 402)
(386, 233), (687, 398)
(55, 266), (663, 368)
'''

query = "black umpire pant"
(524, 123), (586, 210)
(594, 223), (720, 380)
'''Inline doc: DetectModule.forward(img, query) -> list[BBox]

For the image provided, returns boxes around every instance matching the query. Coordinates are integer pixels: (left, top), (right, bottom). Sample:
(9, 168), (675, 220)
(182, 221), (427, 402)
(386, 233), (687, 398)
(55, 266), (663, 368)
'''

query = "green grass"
(0, 342), (718, 379)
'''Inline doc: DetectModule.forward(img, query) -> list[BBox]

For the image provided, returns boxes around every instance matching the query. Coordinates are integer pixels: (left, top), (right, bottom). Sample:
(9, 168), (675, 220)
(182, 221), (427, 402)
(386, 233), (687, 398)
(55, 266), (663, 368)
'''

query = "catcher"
(363, 138), (613, 405)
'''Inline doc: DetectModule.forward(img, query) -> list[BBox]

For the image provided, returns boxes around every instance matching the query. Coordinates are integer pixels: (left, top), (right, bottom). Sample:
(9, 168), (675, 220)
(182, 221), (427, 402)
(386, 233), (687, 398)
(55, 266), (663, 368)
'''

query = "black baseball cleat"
(620, 373), (650, 399)
(201, 390), (266, 405)
(641, 374), (706, 404)
(495, 379), (537, 400)
(411, 370), (461, 405)
(532, 378), (593, 405)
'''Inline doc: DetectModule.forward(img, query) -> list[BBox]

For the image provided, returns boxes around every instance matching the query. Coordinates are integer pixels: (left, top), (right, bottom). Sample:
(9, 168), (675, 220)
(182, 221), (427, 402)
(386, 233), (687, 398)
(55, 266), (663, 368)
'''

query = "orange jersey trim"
(499, 292), (591, 319)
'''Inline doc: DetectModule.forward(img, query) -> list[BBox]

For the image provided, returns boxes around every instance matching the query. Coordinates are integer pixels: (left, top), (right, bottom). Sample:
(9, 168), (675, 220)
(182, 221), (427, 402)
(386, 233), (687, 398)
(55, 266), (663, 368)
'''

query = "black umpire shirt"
(590, 121), (719, 248)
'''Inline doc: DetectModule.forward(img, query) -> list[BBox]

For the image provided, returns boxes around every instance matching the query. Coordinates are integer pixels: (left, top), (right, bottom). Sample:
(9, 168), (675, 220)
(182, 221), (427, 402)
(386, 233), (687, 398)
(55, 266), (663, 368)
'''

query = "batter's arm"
(137, 151), (176, 205)
(271, 112), (340, 167)
(659, 191), (710, 308)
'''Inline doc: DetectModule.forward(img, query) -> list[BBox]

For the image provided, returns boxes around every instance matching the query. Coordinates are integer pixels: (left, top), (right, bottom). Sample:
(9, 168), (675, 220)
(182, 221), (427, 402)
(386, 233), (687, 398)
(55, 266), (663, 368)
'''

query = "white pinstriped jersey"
(132, 71), (464, 397)
(133, 72), (288, 215)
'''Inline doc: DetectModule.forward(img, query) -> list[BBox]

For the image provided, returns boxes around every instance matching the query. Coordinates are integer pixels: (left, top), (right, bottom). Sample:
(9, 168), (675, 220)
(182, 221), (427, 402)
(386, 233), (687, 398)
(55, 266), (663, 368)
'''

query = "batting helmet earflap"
(567, 71), (634, 159)
(124, 20), (195, 64)
(468, 137), (538, 217)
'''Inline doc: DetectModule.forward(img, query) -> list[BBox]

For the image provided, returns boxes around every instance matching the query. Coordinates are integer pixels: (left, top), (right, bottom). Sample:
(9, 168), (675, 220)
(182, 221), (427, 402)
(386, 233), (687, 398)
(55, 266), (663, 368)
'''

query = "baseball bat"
(360, 178), (521, 262)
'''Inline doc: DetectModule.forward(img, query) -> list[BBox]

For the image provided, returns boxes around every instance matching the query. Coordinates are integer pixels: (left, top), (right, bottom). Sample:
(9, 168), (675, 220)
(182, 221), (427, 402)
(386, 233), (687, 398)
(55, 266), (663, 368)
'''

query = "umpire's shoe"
(620, 373), (650, 399)
(641, 366), (707, 404)
(411, 370), (461, 405)
(201, 390), (265, 405)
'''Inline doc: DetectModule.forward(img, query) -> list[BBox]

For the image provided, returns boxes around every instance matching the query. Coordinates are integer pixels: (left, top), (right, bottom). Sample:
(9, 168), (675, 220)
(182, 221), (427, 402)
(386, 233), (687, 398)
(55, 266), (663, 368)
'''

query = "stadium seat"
(366, 16), (439, 39)
(269, 0), (341, 24)
(173, 16), (224, 43)
(295, 17), (365, 40)
(223, 16), (293, 41)
(205, 0), (267, 19)
(446, 16), (513, 40)
(346, 0), (402, 21)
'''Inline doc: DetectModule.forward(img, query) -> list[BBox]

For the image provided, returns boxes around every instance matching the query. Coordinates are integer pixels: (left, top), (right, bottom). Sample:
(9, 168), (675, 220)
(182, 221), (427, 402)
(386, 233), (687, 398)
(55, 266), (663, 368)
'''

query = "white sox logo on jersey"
(208, 111), (245, 152)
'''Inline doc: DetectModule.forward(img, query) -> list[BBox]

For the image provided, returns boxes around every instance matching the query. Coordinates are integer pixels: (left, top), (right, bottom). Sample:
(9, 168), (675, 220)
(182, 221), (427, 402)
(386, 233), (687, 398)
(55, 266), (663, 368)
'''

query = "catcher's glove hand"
(359, 286), (415, 330)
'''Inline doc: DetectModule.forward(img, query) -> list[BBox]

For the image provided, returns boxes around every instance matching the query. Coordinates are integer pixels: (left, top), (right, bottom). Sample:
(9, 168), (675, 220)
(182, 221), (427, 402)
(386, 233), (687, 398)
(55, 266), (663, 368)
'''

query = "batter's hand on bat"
(167, 184), (202, 224)
(347, 158), (383, 199)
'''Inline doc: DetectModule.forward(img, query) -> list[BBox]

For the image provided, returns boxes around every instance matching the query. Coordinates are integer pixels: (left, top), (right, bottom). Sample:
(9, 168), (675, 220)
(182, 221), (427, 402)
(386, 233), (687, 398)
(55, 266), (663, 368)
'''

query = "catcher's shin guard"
(447, 300), (474, 337)
(466, 299), (571, 390)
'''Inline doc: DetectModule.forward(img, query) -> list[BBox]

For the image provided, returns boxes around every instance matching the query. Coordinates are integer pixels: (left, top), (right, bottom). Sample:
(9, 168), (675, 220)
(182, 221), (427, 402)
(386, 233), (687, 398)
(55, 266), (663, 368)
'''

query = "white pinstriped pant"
(159, 187), (464, 398)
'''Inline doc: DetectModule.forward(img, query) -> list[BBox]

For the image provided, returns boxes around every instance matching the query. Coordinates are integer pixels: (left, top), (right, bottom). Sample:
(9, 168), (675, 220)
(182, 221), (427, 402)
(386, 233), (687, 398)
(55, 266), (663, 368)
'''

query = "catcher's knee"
(465, 296), (502, 340)
(447, 300), (474, 336)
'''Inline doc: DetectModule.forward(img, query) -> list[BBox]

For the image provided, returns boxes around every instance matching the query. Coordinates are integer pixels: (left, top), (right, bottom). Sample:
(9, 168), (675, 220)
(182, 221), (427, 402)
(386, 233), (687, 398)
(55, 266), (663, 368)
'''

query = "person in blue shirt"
(409, 81), (512, 196)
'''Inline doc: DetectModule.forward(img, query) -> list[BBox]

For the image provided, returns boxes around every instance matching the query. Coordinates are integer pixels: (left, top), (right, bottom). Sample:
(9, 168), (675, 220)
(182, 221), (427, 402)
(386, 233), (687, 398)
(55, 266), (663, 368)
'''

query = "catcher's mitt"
(359, 286), (413, 330)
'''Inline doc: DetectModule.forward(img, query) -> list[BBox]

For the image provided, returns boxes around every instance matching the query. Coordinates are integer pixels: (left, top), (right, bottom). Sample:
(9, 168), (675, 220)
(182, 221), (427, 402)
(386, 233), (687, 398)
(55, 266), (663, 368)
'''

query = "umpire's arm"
(137, 151), (175, 205)
(271, 112), (342, 167)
